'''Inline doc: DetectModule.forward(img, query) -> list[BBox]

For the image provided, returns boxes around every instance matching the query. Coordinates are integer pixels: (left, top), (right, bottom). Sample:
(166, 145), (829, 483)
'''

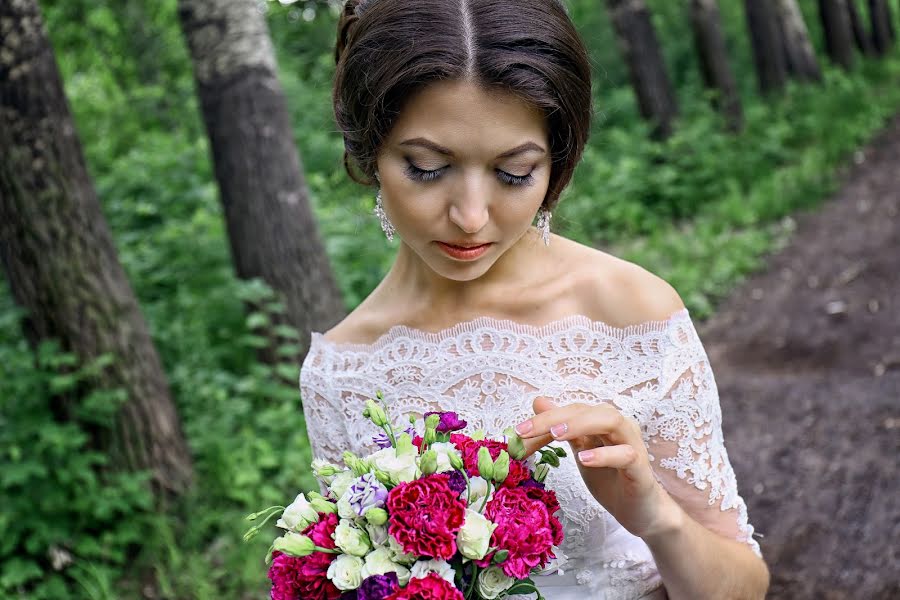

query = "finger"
(515, 402), (587, 439)
(521, 432), (554, 457)
(533, 396), (556, 415)
(576, 444), (639, 470)
(543, 406), (639, 447)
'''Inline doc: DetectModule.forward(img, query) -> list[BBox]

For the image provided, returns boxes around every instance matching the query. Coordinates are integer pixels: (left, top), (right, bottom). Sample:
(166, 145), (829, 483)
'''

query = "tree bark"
(0, 0), (193, 497)
(847, 0), (877, 55)
(868, 0), (895, 53)
(774, 0), (824, 82)
(690, 0), (743, 131)
(177, 0), (345, 365)
(604, 0), (679, 139)
(819, 0), (856, 69)
(745, 0), (789, 93)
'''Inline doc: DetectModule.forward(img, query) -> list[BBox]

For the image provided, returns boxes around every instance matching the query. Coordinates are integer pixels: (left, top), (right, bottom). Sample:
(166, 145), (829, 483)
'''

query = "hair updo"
(333, 0), (593, 210)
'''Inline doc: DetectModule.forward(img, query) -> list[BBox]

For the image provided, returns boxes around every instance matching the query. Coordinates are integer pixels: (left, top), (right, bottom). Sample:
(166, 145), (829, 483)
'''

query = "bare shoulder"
(562, 239), (686, 328)
(320, 290), (395, 345)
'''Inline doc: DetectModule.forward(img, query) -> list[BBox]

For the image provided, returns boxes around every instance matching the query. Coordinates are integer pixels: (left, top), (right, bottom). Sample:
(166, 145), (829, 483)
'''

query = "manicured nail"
(514, 420), (533, 435)
(550, 423), (568, 438)
(578, 450), (594, 462)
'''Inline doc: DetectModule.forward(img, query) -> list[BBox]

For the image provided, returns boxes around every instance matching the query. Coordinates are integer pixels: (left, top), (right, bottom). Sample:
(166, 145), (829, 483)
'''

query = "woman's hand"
(515, 396), (681, 540)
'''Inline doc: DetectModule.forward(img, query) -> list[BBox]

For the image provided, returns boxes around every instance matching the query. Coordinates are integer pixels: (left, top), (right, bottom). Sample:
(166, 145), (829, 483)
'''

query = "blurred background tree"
(2, 0), (899, 597)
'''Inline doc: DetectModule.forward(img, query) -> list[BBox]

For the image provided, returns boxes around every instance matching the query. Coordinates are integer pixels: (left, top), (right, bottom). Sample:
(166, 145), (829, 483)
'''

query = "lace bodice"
(299, 308), (762, 599)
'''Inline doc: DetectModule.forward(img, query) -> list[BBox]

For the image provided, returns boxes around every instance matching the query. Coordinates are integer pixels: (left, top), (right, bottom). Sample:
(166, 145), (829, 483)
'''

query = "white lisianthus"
(360, 547), (411, 586)
(477, 566), (515, 599)
(326, 554), (364, 591)
(365, 523), (389, 546)
(429, 442), (462, 473)
(329, 470), (356, 500)
(467, 476), (491, 503)
(276, 493), (319, 531)
(456, 508), (497, 560)
(386, 533), (417, 565)
(336, 491), (356, 520)
(333, 520), (371, 557)
(369, 447), (419, 483)
(409, 558), (456, 584)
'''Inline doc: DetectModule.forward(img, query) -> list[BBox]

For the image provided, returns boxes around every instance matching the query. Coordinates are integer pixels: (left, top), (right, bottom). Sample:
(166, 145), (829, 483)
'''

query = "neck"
(384, 226), (546, 314)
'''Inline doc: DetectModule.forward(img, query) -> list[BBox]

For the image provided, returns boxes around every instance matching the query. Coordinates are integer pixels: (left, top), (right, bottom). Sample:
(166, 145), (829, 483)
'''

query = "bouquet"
(244, 392), (568, 599)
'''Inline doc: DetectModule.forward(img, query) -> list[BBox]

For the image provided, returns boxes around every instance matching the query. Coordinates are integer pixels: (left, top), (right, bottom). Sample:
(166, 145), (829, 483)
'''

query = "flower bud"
(470, 430), (486, 441)
(419, 449), (438, 475)
(365, 399), (388, 427)
(343, 451), (371, 477)
(503, 429), (527, 461)
(424, 413), (441, 430)
(534, 463), (550, 483)
(539, 448), (560, 468)
(310, 498), (337, 514)
(273, 532), (316, 557)
(423, 427), (437, 446)
(477, 446), (494, 480)
(492, 549), (510, 563)
(373, 469), (393, 487)
(491, 450), (510, 483)
(449, 450), (464, 471)
(365, 507), (388, 526)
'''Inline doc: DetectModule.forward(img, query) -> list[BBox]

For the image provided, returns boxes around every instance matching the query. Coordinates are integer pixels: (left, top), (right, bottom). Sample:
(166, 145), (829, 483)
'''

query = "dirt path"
(698, 114), (900, 598)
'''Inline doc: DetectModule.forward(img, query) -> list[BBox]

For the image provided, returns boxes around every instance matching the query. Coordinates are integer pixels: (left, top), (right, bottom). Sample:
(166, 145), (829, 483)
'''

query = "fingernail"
(550, 423), (568, 438)
(515, 420), (533, 435)
(578, 450), (594, 462)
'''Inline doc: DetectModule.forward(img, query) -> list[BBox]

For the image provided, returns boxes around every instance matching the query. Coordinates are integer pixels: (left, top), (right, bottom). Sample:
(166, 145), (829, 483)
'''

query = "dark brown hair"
(333, 0), (593, 210)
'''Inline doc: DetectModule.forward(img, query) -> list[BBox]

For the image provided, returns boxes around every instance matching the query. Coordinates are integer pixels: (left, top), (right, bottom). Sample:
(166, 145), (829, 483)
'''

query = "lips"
(440, 241), (491, 249)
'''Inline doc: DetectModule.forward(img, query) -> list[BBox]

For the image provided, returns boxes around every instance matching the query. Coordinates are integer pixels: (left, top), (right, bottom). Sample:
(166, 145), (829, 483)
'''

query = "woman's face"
(375, 79), (552, 283)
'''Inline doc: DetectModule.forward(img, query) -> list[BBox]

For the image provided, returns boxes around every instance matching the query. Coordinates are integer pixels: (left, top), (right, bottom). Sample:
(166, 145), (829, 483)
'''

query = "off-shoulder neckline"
(309, 306), (691, 353)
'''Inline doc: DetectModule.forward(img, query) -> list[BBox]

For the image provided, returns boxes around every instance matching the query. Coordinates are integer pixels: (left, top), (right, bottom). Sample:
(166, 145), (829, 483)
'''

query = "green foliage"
(1, 0), (899, 596)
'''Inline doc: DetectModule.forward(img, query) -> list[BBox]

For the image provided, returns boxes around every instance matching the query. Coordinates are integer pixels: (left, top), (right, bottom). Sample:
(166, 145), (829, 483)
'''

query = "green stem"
(478, 480), (493, 513)
(466, 563), (479, 599)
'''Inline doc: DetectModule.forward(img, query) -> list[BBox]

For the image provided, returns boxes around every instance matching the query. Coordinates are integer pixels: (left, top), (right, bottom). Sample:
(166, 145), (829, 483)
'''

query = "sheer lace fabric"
(299, 308), (761, 599)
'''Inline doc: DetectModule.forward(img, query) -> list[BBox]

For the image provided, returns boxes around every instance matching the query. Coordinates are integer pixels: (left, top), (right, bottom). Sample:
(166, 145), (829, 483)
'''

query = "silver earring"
(536, 206), (552, 246)
(374, 188), (395, 242)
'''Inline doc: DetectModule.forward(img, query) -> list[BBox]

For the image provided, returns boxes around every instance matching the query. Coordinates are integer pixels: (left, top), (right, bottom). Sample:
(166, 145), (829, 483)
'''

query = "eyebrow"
(398, 137), (546, 158)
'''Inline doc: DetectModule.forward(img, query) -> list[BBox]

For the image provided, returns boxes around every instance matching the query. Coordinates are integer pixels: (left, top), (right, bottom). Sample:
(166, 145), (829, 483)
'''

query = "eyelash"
(404, 162), (535, 187)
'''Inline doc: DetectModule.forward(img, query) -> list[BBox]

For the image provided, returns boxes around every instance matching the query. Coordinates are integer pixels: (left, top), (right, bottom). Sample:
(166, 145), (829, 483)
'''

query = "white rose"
(329, 470), (356, 500)
(360, 547), (411, 586)
(477, 566), (515, 599)
(429, 442), (462, 473)
(456, 509), (496, 560)
(334, 520), (371, 557)
(326, 554), (364, 591)
(409, 558), (456, 584)
(370, 447), (419, 483)
(276, 493), (319, 531)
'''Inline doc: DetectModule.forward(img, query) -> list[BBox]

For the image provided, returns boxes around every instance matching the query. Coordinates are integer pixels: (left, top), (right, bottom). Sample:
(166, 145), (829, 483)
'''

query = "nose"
(448, 176), (490, 234)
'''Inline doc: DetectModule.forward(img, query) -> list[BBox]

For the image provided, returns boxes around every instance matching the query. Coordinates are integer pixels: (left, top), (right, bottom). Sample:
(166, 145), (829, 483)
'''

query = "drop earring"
(536, 206), (552, 246)
(373, 172), (395, 242)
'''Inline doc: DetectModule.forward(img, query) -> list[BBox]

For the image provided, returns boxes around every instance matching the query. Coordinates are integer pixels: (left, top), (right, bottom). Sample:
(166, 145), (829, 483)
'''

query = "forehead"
(387, 79), (548, 155)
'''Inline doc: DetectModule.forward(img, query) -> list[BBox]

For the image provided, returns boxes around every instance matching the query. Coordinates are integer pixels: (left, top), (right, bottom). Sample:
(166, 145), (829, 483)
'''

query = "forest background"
(1, 0), (899, 598)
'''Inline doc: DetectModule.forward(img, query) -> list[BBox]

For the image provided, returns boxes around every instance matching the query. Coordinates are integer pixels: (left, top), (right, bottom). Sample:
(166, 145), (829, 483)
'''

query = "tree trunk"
(847, 0), (877, 55)
(690, 0), (743, 131)
(819, 0), (856, 68)
(177, 0), (346, 364)
(604, 0), (679, 139)
(745, 0), (789, 93)
(868, 0), (895, 53)
(774, 0), (824, 82)
(0, 0), (193, 497)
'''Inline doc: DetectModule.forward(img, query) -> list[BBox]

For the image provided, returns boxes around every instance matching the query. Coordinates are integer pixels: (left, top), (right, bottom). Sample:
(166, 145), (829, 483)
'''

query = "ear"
(533, 396), (556, 415)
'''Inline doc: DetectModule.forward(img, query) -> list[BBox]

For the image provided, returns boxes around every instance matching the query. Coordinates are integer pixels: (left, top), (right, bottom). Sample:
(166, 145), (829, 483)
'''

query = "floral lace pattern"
(299, 308), (761, 599)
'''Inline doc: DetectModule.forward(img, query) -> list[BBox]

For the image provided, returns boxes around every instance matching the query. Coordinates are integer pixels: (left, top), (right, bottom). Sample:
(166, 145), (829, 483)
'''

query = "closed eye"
(404, 162), (535, 187)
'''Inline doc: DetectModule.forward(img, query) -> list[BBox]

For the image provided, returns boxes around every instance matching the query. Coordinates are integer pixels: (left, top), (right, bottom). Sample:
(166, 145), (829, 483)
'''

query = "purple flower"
(346, 472), (389, 516)
(447, 469), (467, 495)
(371, 424), (417, 449)
(425, 411), (468, 433)
(357, 572), (399, 600)
(519, 477), (546, 490)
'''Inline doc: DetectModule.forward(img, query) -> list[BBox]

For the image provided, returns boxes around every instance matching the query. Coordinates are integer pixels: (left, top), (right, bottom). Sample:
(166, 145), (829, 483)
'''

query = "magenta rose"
(386, 473), (466, 560)
(479, 487), (563, 579)
(385, 573), (465, 599)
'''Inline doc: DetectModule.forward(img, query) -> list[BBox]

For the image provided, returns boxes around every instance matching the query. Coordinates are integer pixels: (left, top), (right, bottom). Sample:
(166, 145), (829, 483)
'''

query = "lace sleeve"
(299, 343), (347, 466)
(644, 319), (762, 558)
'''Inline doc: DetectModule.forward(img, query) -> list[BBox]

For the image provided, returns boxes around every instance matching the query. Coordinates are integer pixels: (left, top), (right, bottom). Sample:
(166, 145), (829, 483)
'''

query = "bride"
(300, 1), (770, 598)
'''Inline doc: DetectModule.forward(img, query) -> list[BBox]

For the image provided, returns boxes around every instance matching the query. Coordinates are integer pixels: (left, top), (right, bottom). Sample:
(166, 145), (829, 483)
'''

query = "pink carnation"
(267, 513), (341, 600)
(449, 434), (508, 478)
(385, 573), (465, 599)
(386, 473), (466, 560)
(479, 487), (564, 579)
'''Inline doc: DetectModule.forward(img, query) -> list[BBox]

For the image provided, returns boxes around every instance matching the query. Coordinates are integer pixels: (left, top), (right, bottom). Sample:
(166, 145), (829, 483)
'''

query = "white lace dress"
(299, 308), (762, 600)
